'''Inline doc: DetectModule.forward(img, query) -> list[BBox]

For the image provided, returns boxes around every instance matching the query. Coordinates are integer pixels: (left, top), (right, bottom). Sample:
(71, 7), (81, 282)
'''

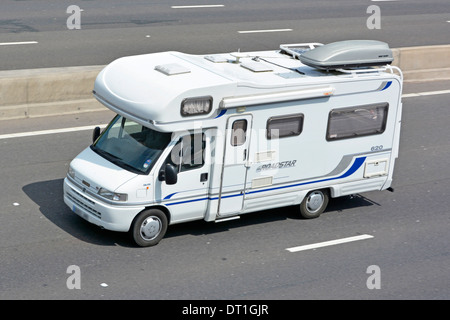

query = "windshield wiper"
(92, 147), (118, 160)
(91, 146), (143, 174)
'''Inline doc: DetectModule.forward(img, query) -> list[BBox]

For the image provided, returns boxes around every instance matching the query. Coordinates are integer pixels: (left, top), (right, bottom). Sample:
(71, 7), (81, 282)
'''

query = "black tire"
(131, 209), (168, 247)
(299, 189), (329, 219)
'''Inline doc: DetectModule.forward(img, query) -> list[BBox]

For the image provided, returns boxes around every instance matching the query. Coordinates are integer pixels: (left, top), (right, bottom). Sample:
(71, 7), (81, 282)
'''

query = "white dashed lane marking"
(286, 234), (374, 253)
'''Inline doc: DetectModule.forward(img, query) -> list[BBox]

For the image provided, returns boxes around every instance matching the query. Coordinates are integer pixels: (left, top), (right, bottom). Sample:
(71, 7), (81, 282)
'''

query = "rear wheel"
(131, 209), (168, 247)
(299, 189), (329, 219)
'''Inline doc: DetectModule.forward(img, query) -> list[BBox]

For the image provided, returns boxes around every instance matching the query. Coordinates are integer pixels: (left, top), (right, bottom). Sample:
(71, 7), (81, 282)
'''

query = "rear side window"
(267, 114), (304, 139)
(327, 103), (388, 141)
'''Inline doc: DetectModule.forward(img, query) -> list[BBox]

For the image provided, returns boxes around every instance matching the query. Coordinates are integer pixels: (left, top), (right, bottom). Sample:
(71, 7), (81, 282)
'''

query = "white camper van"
(64, 40), (403, 247)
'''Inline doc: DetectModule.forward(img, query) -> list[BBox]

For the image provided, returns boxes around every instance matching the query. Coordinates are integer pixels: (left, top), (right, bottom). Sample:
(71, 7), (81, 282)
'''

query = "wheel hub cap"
(140, 217), (161, 240)
(307, 192), (324, 212)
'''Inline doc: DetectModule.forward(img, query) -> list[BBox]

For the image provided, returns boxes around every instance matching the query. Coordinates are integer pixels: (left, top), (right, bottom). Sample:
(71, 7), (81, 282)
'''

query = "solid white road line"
(238, 29), (293, 34)
(0, 124), (107, 140)
(0, 41), (38, 46)
(286, 234), (374, 253)
(171, 5), (224, 9)
(402, 89), (450, 98)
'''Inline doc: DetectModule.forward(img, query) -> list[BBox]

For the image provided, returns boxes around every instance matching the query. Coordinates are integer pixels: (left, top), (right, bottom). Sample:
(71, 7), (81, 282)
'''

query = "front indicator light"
(68, 165), (76, 179)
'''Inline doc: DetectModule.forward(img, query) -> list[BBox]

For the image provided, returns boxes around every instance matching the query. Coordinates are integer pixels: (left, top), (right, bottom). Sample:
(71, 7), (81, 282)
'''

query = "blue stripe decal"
(164, 192), (178, 200)
(215, 109), (227, 119)
(247, 156), (366, 195)
(164, 157), (366, 206)
(380, 81), (392, 91)
(166, 196), (209, 206)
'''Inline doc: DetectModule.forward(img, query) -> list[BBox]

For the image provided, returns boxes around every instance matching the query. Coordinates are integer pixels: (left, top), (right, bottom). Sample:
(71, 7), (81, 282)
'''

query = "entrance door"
(218, 115), (252, 216)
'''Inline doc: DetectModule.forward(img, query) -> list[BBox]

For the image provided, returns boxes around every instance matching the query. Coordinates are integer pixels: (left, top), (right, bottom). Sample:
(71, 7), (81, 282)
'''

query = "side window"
(267, 114), (304, 139)
(231, 119), (248, 146)
(327, 103), (389, 141)
(168, 133), (205, 172)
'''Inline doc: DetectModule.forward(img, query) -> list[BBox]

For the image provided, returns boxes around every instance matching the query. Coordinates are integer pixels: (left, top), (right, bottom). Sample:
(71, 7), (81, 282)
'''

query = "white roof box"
(299, 40), (394, 70)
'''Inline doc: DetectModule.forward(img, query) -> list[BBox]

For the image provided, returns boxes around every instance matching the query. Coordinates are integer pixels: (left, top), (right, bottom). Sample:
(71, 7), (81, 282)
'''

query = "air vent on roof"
(155, 63), (190, 76)
(241, 61), (273, 73)
(205, 55), (229, 63)
(230, 52), (249, 63)
(298, 40), (394, 71)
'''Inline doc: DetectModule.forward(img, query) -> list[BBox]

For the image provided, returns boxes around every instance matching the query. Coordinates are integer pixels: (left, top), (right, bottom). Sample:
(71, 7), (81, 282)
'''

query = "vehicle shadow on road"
(164, 194), (378, 240)
(22, 178), (134, 247)
(23, 178), (377, 247)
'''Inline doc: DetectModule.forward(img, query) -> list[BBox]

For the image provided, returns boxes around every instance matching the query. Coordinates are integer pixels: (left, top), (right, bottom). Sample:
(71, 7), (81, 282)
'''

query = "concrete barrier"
(0, 44), (449, 120)
(392, 44), (450, 82)
(0, 66), (104, 120)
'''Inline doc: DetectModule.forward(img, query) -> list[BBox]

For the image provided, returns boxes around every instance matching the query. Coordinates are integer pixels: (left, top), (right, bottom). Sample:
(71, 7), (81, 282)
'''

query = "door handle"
(200, 172), (208, 182)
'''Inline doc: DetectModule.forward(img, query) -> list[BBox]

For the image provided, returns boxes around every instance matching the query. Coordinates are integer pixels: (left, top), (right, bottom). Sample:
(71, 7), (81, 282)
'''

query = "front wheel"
(131, 209), (168, 247)
(299, 189), (329, 219)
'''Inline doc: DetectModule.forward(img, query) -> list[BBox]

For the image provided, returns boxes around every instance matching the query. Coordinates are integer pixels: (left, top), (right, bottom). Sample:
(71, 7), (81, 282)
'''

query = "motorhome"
(63, 40), (403, 247)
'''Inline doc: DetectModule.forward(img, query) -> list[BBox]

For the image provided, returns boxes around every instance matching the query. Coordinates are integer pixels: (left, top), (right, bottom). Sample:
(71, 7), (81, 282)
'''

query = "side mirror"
(163, 163), (178, 185)
(92, 126), (101, 143)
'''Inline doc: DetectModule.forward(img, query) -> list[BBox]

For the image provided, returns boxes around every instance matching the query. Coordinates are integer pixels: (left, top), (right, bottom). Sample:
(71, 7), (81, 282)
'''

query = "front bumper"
(63, 177), (144, 232)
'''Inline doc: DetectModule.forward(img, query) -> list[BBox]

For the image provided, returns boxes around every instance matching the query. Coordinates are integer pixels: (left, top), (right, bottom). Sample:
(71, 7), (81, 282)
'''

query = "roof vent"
(298, 40), (394, 71)
(241, 61), (273, 73)
(204, 54), (230, 63)
(155, 63), (190, 76)
(230, 52), (249, 63)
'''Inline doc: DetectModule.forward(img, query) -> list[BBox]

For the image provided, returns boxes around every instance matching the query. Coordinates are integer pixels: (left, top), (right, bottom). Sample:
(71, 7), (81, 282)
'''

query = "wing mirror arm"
(92, 127), (101, 143)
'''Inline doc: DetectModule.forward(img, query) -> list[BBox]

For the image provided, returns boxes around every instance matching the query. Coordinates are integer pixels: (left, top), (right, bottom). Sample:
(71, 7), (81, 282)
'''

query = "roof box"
(299, 40), (394, 71)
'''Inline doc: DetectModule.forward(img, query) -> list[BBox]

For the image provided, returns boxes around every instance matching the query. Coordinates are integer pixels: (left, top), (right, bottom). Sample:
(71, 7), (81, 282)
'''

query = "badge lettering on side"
(256, 160), (297, 172)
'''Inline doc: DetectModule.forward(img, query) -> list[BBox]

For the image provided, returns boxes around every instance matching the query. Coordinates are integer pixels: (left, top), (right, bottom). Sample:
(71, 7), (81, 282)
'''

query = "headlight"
(68, 165), (75, 179)
(98, 188), (128, 202)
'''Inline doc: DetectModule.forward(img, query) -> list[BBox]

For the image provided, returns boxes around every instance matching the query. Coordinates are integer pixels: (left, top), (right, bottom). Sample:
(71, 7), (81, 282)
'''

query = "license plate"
(72, 205), (89, 221)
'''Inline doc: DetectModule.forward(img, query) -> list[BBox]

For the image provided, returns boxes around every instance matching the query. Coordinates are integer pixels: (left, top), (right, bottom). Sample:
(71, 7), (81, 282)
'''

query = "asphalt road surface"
(1, 0), (450, 70)
(0, 0), (449, 307)
(0, 81), (449, 302)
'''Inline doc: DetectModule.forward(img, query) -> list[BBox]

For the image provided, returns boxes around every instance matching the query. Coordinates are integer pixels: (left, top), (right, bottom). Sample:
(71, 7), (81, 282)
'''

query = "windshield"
(91, 115), (172, 174)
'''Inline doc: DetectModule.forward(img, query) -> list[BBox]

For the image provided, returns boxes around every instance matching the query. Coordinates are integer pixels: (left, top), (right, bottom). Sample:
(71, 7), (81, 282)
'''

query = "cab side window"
(167, 133), (206, 172)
